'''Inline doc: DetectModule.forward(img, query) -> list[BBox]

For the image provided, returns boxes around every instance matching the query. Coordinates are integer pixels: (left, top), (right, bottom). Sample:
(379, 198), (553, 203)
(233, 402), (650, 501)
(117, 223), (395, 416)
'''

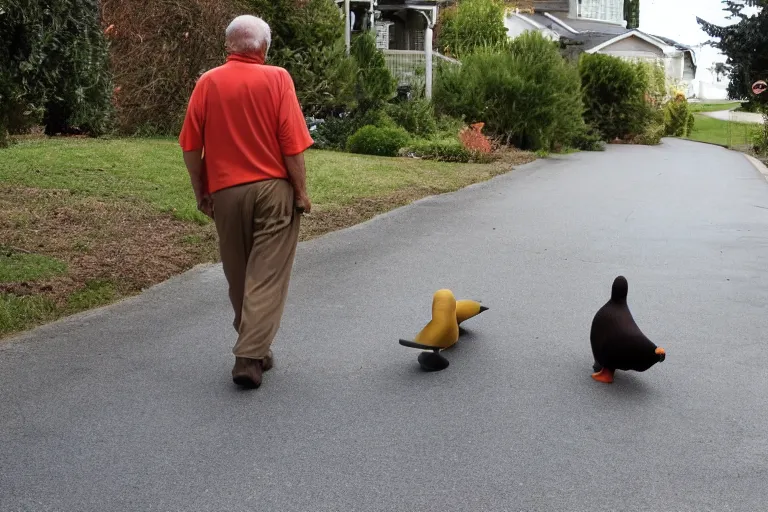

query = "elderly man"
(179, 15), (313, 389)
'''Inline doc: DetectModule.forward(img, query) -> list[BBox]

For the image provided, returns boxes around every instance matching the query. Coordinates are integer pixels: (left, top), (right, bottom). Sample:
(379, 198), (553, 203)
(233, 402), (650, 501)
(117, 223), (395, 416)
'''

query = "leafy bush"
(435, 114), (466, 138)
(636, 60), (668, 108)
(633, 122), (665, 146)
(686, 110), (696, 136)
(347, 125), (411, 157)
(754, 111), (768, 155)
(310, 115), (356, 150)
(459, 122), (493, 153)
(579, 53), (657, 141)
(572, 124), (607, 151)
(103, 0), (241, 135)
(434, 31), (587, 151)
(385, 98), (437, 137)
(436, 0), (509, 58)
(103, 0), (355, 134)
(273, 40), (357, 119)
(350, 30), (397, 114)
(664, 93), (695, 137)
(0, 0), (114, 142)
(403, 138), (473, 162)
(312, 108), (397, 150)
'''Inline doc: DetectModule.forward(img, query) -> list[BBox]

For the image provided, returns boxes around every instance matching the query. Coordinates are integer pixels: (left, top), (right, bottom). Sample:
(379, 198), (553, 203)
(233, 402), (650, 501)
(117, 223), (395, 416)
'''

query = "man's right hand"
(295, 193), (312, 215)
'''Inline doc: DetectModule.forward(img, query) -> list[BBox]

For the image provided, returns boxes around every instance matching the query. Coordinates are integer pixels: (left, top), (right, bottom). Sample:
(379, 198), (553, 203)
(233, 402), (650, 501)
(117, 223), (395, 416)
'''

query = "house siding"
(600, 36), (664, 56)
(597, 37), (665, 70)
(683, 54), (696, 81)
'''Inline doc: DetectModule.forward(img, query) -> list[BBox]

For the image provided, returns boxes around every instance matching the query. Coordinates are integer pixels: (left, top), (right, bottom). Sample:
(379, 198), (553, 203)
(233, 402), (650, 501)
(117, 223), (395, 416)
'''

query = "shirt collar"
(226, 53), (265, 65)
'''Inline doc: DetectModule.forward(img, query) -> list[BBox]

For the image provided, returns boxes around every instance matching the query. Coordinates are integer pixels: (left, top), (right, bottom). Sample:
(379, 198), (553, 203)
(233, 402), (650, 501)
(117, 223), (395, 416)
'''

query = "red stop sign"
(753, 80), (767, 95)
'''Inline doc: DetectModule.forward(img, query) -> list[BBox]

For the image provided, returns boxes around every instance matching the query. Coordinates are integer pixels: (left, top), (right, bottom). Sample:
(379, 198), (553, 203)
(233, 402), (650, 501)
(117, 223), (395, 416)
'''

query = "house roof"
(584, 29), (674, 54)
(517, 12), (576, 37)
(647, 34), (698, 71)
(546, 11), (628, 34)
(515, 9), (696, 60)
(511, 11), (635, 51)
(516, 7), (699, 64)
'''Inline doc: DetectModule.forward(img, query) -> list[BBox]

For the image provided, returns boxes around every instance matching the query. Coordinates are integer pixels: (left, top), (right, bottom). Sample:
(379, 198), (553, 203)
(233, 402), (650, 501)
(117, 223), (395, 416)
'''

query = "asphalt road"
(2, 139), (768, 512)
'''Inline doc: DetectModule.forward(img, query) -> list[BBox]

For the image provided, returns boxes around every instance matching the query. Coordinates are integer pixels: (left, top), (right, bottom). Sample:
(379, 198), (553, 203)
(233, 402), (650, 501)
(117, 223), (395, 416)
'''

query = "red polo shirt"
(178, 53), (314, 195)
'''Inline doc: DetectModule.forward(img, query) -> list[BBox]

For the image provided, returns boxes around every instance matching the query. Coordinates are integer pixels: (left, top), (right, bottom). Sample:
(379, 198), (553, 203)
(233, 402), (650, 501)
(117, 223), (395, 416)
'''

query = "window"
(579, 0), (624, 24)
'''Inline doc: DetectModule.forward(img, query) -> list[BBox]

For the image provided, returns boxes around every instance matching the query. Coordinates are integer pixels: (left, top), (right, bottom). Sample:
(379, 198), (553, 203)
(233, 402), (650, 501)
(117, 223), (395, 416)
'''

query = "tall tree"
(697, 0), (768, 104)
(624, 0), (640, 29)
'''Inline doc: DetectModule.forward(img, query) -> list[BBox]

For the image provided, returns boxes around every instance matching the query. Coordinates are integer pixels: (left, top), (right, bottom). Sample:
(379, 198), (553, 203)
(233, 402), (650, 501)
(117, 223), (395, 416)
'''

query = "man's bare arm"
(284, 152), (311, 214)
(182, 149), (213, 218)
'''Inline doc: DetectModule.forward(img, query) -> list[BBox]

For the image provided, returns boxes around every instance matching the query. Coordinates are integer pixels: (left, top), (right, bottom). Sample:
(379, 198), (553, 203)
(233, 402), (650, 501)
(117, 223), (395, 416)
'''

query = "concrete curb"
(744, 153), (768, 183)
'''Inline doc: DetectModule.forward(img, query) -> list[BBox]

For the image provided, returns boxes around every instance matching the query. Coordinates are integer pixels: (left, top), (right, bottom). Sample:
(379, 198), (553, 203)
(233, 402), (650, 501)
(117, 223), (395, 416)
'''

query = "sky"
(638, 0), (757, 81)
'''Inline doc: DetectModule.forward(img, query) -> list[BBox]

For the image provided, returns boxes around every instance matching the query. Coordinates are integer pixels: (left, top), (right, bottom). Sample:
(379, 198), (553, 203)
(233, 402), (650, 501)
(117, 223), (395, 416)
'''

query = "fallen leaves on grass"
(0, 185), (218, 330)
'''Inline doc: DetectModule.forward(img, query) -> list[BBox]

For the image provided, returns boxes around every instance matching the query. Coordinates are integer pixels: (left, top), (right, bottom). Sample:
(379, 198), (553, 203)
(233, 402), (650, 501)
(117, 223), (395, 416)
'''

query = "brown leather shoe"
(231, 351), (274, 388)
(262, 350), (274, 372)
(232, 357), (263, 388)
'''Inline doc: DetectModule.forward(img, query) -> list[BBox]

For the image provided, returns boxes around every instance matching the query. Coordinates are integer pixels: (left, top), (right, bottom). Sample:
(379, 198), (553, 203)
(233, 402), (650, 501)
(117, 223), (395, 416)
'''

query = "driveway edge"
(0, 263), (219, 346)
(744, 153), (768, 183)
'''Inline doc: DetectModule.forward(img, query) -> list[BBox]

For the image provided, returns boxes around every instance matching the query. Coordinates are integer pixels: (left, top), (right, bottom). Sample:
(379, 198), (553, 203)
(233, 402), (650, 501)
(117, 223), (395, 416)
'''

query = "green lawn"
(0, 136), (533, 338)
(686, 114), (762, 148)
(688, 101), (741, 113)
(0, 252), (67, 283)
(0, 138), (515, 221)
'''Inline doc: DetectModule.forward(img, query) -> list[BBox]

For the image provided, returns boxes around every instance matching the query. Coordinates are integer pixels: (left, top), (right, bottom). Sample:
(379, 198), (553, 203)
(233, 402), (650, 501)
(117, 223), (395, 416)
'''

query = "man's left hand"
(198, 195), (214, 219)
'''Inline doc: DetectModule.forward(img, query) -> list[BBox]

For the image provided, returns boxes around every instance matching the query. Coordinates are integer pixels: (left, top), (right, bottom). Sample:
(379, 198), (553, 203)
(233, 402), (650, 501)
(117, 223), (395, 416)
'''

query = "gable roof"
(585, 29), (673, 54)
(507, 6), (698, 67)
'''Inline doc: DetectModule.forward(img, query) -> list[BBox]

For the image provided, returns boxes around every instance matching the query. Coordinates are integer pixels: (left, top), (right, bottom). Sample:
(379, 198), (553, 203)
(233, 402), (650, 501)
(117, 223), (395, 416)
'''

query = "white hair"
(225, 15), (271, 55)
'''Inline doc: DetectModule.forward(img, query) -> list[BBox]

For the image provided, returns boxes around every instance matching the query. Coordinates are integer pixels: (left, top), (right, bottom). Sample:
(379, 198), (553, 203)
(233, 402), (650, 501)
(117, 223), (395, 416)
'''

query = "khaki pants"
(212, 179), (300, 360)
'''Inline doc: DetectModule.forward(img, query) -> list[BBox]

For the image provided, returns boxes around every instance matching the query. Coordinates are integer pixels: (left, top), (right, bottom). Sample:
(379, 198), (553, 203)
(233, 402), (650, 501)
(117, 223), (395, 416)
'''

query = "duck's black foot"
(593, 360), (603, 373)
(417, 351), (450, 372)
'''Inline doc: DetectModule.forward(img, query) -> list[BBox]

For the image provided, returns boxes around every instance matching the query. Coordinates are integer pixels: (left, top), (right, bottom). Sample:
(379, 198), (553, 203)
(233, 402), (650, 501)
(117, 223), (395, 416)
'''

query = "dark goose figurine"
(590, 276), (666, 384)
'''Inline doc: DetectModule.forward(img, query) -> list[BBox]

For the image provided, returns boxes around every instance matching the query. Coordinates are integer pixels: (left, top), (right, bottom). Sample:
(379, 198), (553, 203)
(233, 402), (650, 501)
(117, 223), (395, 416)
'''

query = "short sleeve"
(179, 76), (207, 151)
(277, 70), (314, 156)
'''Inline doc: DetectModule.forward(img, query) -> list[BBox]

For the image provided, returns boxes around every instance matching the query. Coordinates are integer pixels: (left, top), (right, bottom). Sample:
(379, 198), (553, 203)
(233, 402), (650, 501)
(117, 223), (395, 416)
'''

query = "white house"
(504, 0), (698, 95)
(335, 0), (458, 99)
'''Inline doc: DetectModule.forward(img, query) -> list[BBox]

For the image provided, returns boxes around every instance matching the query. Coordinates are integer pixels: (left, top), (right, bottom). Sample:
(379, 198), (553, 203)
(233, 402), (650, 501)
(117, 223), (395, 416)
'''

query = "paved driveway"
(2, 139), (768, 511)
(703, 109), (764, 124)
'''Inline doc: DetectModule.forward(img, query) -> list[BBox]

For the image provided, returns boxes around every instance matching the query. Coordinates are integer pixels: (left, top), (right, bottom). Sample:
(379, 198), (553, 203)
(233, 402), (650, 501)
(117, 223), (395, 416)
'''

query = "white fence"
(382, 50), (460, 89)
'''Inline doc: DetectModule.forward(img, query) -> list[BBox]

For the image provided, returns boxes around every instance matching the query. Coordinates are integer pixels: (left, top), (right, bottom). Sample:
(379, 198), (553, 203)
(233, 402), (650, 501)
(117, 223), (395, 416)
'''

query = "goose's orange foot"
(591, 368), (615, 384)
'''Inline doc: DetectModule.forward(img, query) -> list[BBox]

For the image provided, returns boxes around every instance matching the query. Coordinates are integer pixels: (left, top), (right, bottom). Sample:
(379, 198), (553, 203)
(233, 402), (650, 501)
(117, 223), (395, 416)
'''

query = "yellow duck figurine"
(455, 299), (489, 327)
(399, 289), (460, 371)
